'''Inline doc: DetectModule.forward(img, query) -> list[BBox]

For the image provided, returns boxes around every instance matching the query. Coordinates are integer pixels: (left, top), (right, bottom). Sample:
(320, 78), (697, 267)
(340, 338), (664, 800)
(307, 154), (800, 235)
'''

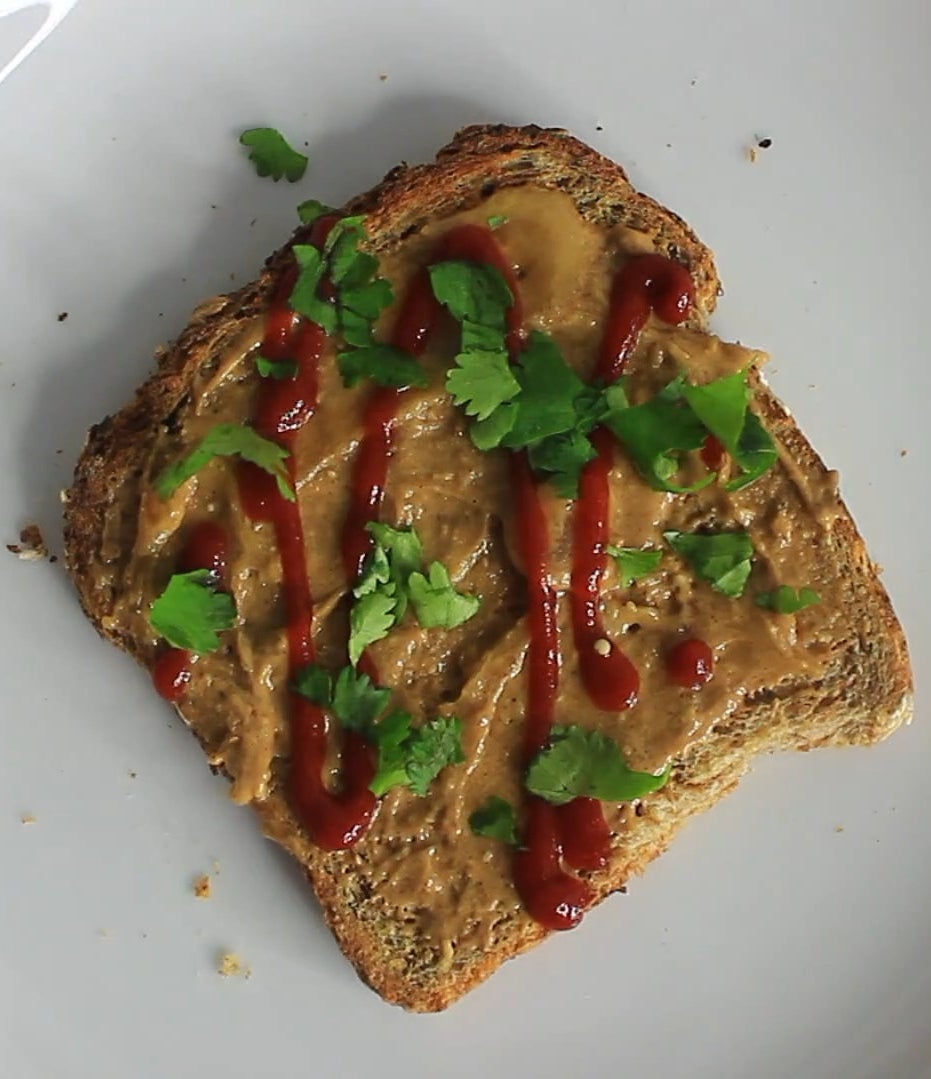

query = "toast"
(64, 124), (912, 1011)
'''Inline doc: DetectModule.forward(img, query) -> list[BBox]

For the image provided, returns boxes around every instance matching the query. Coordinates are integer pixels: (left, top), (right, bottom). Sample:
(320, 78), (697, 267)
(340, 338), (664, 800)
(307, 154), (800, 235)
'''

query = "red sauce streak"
(239, 213), (376, 851)
(667, 638), (714, 689)
(701, 434), (726, 472)
(342, 225), (523, 584)
(154, 520), (233, 702)
(570, 254), (693, 715)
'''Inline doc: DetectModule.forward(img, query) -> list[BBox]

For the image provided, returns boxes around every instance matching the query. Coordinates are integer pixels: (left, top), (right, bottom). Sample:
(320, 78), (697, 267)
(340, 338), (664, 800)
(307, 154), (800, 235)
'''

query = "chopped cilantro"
(446, 349), (521, 421)
(407, 562), (481, 629)
(337, 345), (429, 389)
(605, 545), (664, 587)
(347, 522), (480, 664)
(756, 585), (821, 613)
(296, 198), (335, 225)
(429, 260), (513, 328)
(664, 529), (755, 598)
(525, 725), (669, 806)
(149, 569), (236, 653)
(469, 795), (520, 846)
(294, 663), (391, 732)
(256, 354), (298, 380)
(154, 423), (294, 501)
(487, 214), (508, 230)
(294, 663), (464, 797)
(239, 127), (308, 182)
(348, 590), (397, 667)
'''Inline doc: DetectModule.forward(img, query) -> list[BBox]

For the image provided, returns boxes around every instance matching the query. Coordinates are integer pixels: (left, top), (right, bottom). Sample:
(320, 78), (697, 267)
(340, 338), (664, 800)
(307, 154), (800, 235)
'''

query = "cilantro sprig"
(525, 725), (669, 806)
(665, 529), (755, 598)
(239, 128), (308, 182)
(289, 215), (402, 364)
(469, 795), (520, 846)
(756, 585), (821, 613)
(348, 522), (480, 665)
(607, 369), (777, 493)
(149, 569), (236, 653)
(606, 545), (664, 587)
(294, 663), (464, 796)
(155, 423), (294, 501)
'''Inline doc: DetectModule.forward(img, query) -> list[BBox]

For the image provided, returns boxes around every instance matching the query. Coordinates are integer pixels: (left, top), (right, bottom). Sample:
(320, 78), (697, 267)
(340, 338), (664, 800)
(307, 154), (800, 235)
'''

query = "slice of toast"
(64, 124), (912, 1011)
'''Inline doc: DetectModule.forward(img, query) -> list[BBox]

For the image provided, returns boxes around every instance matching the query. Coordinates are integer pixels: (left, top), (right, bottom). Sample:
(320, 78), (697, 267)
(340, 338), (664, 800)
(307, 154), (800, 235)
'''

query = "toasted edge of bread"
(63, 124), (913, 1011)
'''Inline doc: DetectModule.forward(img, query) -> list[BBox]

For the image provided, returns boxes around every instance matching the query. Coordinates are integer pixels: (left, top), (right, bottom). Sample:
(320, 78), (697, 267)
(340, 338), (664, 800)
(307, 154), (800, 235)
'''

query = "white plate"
(1, 2), (928, 1076)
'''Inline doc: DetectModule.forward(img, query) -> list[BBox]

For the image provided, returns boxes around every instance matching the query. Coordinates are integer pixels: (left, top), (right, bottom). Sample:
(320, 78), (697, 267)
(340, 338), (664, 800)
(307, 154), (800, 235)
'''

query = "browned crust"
(63, 124), (912, 1011)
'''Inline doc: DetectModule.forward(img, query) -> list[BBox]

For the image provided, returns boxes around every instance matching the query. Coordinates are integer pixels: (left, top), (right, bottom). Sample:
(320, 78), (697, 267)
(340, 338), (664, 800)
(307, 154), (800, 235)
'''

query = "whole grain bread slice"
(64, 125), (912, 1011)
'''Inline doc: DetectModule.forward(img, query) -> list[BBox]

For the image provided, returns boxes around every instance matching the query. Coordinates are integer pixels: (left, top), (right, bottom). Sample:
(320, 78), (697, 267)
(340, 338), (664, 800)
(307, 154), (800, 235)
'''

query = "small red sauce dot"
(153, 648), (192, 701)
(667, 638), (714, 689)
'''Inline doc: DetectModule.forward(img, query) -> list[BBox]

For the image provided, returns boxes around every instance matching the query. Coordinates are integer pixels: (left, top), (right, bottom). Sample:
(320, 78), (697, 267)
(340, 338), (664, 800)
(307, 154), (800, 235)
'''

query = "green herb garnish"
(296, 198), (335, 225)
(487, 214), (508, 230)
(239, 127), (308, 182)
(149, 570), (236, 653)
(756, 585), (821, 613)
(664, 529), (755, 598)
(347, 522), (480, 664)
(338, 345), (430, 389)
(154, 423), (294, 501)
(525, 725), (669, 806)
(294, 664), (464, 797)
(605, 545), (664, 587)
(469, 795), (520, 846)
(256, 354), (298, 380)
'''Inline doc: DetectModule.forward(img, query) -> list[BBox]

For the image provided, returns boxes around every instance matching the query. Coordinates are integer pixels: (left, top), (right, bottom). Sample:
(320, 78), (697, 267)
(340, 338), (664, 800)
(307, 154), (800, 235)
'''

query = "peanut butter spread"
(95, 186), (845, 949)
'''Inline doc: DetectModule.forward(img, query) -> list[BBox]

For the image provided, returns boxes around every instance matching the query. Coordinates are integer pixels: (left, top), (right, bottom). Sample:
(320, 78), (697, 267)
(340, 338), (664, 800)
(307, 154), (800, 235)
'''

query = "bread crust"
(63, 124), (912, 1011)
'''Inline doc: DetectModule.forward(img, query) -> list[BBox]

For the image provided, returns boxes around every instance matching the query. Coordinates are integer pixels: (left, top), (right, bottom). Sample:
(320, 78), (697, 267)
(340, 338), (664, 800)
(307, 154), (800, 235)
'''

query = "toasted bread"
(64, 125), (912, 1011)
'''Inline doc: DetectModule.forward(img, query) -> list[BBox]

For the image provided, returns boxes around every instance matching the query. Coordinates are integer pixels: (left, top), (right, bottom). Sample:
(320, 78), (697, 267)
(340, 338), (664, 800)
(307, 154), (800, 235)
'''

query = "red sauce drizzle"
(154, 520), (232, 702)
(701, 434), (726, 472)
(238, 214), (376, 851)
(667, 638), (714, 689)
(569, 254), (694, 714)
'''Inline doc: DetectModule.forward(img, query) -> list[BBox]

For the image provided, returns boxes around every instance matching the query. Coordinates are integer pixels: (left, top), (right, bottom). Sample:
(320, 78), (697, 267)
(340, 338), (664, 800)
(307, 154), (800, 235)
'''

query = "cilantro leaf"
(369, 713), (465, 797)
(407, 562), (481, 629)
(369, 710), (414, 796)
(256, 354), (298, 380)
(664, 530), (755, 598)
(681, 369), (750, 451)
(525, 725), (669, 806)
(606, 392), (711, 493)
(360, 522), (423, 622)
(445, 349), (520, 420)
(487, 214), (508, 230)
(469, 795), (520, 846)
(470, 401), (518, 450)
(406, 716), (466, 796)
(681, 370), (777, 491)
(728, 410), (778, 491)
(606, 545), (664, 587)
(289, 243), (336, 332)
(296, 198), (334, 225)
(338, 346), (429, 389)
(429, 260), (513, 328)
(348, 589), (397, 666)
(155, 423), (294, 501)
(293, 663), (391, 733)
(526, 427), (598, 498)
(149, 569), (236, 653)
(756, 585), (821, 613)
(239, 127), (308, 182)
(502, 332), (587, 448)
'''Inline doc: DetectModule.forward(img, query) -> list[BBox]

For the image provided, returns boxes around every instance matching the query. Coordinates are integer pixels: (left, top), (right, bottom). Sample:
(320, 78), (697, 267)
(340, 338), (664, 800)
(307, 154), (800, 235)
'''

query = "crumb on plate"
(7, 524), (48, 561)
(218, 952), (250, 978)
(194, 874), (213, 899)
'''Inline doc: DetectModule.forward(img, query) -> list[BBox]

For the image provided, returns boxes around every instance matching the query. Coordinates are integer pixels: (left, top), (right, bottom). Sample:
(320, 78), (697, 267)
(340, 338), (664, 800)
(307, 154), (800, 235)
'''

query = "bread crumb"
(748, 146), (759, 164)
(193, 874), (213, 899)
(20, 813), (36, 825)
(212, 859), (221, 874)
(6, 524), (48, 561)
(57, 311), (68, 322)
(128, 770), (138, 778)
(834, 825), (844, 833)
(900, 449), (908, 458)
(218, 952), (250, 978)
(378, 73), (388, 82)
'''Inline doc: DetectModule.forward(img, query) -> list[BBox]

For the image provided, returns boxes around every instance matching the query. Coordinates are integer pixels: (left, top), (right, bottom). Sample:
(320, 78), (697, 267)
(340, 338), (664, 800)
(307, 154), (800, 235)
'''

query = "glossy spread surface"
(96, 185), (845, 948)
